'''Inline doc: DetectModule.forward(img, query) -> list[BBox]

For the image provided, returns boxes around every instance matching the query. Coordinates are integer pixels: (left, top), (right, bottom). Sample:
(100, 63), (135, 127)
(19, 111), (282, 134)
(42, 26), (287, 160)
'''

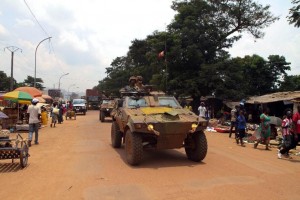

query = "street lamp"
(34, 37), (52, 87)
(58, 72), (69, 92)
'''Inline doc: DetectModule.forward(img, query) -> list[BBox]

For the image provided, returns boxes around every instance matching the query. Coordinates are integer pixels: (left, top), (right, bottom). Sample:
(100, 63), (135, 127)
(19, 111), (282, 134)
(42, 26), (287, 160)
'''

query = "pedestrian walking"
(198, 102), (206, 119)
(278, 105), (300, 159)
(27, 98), (41, 146)
(50, 102), (59, 128)
(229, 105), (238, 138)
(278, 111), (293, 158)
(236, 110), (247, 147)
(58, 103), (63, 124)
(254, 107), (271, 150)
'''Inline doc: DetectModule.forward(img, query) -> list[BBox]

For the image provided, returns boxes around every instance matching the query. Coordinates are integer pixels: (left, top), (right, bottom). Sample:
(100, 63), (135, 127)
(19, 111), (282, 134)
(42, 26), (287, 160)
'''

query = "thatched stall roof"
(223, 101), (240, 109)
(246, 91), (300, 104)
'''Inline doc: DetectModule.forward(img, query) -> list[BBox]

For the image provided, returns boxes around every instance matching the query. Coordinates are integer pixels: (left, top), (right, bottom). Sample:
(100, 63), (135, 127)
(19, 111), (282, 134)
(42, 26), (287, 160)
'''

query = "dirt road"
(1, 111), (300, 200)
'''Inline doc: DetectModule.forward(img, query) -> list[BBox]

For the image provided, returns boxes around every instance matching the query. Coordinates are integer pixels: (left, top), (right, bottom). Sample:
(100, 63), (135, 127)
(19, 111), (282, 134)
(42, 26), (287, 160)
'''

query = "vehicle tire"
(185, 131), (207, 162)
(125, 129), (143, 165)
(83, 111), (86, 115)
(100, 111), (105, 122)
(111, 121), (122, 148)
(20, 144), (29, 168)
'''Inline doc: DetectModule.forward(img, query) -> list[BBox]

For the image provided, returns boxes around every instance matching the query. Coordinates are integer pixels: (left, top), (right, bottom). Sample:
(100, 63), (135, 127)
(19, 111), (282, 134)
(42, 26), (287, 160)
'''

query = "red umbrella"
(14, 87), (43, 97)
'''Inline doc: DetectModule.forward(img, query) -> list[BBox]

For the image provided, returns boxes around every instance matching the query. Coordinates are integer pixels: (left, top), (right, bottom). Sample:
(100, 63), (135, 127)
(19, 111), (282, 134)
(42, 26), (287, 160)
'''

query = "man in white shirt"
(27, 98), (41, 146)
(198, 102), (207, 119)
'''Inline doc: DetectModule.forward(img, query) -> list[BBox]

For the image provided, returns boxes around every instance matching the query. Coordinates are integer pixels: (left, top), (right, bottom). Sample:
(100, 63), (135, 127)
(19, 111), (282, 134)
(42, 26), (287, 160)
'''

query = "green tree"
(165, 0), (278, 97)
(22, 76), (45, 90)
(96, 0), (280, 100)
(267, 55), (291, 90)
(280, 75), (300, 91)
(288, 0), (300, 27)
(0, 71), (11, 91)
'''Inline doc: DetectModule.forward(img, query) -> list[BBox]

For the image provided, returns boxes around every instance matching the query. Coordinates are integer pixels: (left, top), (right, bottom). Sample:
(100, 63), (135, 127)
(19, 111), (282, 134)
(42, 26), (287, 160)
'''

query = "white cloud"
(15, 18), (34, 27)
(228, 0), (300, 76)
(0, 23), (8, 36)
(59, 31), (89, 52)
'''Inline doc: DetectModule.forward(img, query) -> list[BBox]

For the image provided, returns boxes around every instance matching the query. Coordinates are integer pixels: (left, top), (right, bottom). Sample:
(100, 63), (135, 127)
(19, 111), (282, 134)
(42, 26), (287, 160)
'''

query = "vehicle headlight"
(191, 123), (197, 131)
(147, 124), (154, 131)
(106, 108), (109, 111)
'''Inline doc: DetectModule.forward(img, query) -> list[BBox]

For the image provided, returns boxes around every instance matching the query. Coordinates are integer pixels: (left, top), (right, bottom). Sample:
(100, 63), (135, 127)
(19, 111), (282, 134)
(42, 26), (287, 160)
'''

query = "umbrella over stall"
(14, 87), (43, 98)
(42, 94), (53, 100)
(269, 116), (282, 127)
(2, 91), (33, 122)
(2, 91), (33, 104)
(35, 96), (46, 103)
(0, 111), (9, 119)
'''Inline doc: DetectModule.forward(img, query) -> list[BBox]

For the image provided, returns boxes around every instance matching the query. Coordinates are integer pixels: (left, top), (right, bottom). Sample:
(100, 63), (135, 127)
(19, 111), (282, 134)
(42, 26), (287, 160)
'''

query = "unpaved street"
(1, 110), (300, 200)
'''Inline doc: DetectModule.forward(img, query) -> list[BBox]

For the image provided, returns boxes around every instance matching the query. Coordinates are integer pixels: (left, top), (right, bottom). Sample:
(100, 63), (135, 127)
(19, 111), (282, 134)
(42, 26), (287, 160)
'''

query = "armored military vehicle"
(111, 90), (208, 166)
(99, 98), (115, 122)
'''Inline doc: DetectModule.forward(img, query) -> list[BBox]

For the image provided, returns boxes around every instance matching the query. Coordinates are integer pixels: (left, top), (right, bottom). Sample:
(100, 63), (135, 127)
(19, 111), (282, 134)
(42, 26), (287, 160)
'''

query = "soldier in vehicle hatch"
(120, 76), (137, 92)
(135, 76), (145, 91)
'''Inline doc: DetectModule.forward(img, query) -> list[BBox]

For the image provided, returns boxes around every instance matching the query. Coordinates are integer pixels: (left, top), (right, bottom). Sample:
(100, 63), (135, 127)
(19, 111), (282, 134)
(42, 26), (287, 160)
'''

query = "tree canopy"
(0, 71), (44, 91)
(288, 0), (300, 27)
(96, 0), (291, 102)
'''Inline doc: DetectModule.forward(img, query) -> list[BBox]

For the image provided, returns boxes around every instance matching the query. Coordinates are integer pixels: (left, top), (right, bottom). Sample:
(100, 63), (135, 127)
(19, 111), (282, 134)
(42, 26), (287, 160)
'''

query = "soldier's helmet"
(129, 76), (137, 82)
(136, 76), (143, 82)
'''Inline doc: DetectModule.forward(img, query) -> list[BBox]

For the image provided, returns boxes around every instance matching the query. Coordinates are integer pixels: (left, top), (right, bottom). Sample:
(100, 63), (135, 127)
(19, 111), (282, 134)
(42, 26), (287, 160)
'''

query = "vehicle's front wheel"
(125, 129), (143, 165)
(185, 131), (207, 162)
(111, 121), (122, 148)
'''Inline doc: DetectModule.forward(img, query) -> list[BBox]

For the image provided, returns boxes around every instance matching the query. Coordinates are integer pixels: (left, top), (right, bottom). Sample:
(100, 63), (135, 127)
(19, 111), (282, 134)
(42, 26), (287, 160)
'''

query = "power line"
(23, 0), (50, 37)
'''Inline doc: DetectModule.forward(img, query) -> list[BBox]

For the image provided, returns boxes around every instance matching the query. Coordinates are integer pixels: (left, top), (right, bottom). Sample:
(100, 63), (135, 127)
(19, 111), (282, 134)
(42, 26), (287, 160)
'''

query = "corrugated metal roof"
(246, 91), (300, 104)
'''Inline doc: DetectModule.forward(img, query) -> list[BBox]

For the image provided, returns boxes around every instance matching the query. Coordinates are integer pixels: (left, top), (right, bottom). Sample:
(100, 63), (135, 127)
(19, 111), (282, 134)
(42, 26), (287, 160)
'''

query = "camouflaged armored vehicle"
(99, 98), (115, 122)
(111, 90), (208, 165)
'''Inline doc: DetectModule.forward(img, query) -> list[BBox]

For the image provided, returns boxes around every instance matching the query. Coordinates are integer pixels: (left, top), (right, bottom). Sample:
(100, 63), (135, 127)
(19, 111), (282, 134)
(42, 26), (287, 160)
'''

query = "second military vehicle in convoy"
(99, 98), (115, 122)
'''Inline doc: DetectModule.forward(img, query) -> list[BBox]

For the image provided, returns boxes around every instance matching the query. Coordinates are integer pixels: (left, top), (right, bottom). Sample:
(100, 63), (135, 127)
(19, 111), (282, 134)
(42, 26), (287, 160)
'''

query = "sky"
(0, 0), (299, 95)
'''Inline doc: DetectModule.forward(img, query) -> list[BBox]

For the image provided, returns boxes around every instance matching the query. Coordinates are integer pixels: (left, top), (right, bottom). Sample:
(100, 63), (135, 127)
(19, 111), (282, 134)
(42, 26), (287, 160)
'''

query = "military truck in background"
(48, 89), (61, 101)
(86, 89), (100, 110)
(111, 89), (208, 166)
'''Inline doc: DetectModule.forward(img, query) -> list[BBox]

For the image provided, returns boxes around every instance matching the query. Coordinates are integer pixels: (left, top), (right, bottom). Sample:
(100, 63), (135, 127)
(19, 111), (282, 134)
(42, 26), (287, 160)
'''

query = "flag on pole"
(158, 51), (164, 58)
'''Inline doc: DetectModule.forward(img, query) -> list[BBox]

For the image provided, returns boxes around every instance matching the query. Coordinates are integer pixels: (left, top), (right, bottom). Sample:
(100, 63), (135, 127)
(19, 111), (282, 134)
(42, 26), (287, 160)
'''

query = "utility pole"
(4, 46), (22, 91)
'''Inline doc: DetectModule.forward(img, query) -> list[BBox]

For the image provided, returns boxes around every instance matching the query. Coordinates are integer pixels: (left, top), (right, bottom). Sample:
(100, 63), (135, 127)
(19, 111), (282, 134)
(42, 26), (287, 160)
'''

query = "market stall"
(1, 91), (32, 131)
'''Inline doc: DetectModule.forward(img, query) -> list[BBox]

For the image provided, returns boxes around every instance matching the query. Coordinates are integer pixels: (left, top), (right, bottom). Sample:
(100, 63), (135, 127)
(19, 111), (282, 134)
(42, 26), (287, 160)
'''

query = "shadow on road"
(112, 145), (206, 169)
(99, 119), (113, 123)
(0, 162), (28, 173)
